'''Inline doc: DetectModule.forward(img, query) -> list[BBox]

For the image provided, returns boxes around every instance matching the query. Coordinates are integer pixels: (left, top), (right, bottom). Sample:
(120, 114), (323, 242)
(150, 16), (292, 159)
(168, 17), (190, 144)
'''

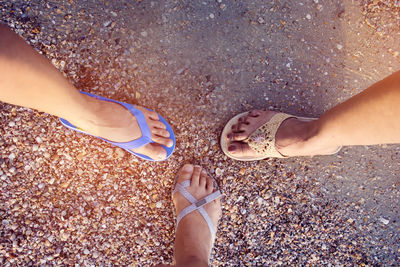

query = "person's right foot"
(172, 164), (222, 266)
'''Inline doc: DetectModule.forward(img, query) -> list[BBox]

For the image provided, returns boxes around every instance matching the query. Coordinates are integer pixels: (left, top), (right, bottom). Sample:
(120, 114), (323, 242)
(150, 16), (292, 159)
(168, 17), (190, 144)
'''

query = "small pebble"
(115, 148), (125, 158)
(60, 231), (69, 241)
(136, 238), (145, 246)
(105, 207), (112, 214)
(379, 217), (389, 225)
(215, 167), (223, 176)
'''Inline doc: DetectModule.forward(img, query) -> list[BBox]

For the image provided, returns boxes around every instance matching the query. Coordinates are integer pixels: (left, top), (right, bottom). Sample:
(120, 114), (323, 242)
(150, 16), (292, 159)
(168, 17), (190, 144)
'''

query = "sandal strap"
(244, 113), (294, 158)
(79, 91), (152, 150)
(104, 106), (152, 149)
(173, 180), (222, 240)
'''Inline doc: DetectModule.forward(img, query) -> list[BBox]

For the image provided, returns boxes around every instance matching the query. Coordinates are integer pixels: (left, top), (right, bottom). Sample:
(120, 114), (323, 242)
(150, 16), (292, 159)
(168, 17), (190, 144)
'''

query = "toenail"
(228, 145), (236, 152)
(182, 164), (194, 172)
(227, 133), (232, 140)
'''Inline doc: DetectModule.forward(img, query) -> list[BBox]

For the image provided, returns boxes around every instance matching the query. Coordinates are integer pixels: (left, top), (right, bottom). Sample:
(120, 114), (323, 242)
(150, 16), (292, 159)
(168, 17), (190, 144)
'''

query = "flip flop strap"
(80, 91), (152, 150)
(243, 113), (294, 158)
(174, 182), (221, 240)
(105, 106), (152, 150)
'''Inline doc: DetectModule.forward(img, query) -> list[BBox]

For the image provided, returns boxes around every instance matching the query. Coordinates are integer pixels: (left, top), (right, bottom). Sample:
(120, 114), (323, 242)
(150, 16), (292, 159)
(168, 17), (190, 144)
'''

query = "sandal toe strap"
(244, 113), (294, 158)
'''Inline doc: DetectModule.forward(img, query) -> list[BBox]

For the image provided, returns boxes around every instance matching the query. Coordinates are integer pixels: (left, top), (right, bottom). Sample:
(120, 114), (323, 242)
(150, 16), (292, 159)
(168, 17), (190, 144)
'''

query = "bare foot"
(172, 164), (222, 266)
(74, 94), (173, 160)
(226, 109), (339, 158)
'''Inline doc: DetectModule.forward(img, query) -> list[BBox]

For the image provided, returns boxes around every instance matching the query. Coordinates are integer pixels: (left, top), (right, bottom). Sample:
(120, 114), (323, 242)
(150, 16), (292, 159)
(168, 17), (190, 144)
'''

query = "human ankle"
(175, 255), (209, 267)
(64, 98), (106, 133)
(174, 235), (211, 267)
(275, 118), (319, 156)
(275, 118), (315, 148)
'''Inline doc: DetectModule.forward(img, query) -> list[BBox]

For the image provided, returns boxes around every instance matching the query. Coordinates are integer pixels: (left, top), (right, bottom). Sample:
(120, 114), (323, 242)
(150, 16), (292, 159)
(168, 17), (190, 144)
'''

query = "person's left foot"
(226, 109), (340, 158)
(77, 94), (173, 160)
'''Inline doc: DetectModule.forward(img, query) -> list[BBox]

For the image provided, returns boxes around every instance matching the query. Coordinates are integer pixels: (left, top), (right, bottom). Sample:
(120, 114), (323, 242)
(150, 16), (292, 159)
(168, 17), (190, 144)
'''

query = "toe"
(249, 109), (263, 117)
(151, 120), (167, 129)
(152, 134), (173, 148)
(150, 143), (168, 160)
(227, 141), (256, 156)
(231, 121), (241, 132)
(199, 171), (207, 188)
(137, 106), (159, 120)
(191, 166), (202, 186)
(135, 143), (167, 160)
(229, 114), (250, 133)
(204, 171), (214, 193)
(238, 116), (249, 123)
(177, 164), (194, 183)
(152, 128), (170, 138)
(244, 116), (257, 124)
(148, 110), (160, 120)
(226, 116), (259, 141)
(227, 131), (248, 141)
(238, 123), (251, 132)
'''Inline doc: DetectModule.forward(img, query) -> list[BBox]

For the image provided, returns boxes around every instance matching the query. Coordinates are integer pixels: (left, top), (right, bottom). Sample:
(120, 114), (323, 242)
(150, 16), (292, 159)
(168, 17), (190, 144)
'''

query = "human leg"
(222, 70), (400, 159)
(0, 24), (173, 160)
(156, 164), (222, 267)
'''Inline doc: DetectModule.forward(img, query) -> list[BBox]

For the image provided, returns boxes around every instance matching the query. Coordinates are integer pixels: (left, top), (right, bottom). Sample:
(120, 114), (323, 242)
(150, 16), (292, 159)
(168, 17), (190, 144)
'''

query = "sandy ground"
(1, 0), (399, 265)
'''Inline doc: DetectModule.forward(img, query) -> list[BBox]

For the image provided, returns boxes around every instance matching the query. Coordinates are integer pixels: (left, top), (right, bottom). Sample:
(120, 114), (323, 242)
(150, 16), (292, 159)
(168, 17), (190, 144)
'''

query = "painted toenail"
(227, 133), (232, 140)
(228, 145), (236, 152)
